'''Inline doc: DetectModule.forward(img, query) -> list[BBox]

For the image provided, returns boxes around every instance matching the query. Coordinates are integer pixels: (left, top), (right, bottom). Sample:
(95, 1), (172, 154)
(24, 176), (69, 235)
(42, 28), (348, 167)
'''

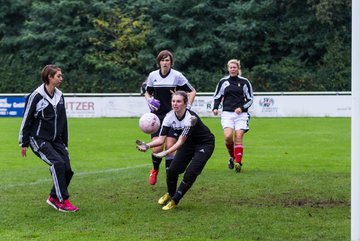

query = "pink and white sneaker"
(46, 195), (61, 210)
(58, 199), (79, 212)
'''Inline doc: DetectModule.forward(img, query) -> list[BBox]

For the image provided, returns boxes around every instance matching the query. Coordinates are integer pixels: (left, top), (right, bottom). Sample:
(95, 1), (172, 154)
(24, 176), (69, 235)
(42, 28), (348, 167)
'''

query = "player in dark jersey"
(136, 91), (215, 210)
(19, 65), (79, 212)
(212, 59), (254, 173)
(144, 50), (196, 185)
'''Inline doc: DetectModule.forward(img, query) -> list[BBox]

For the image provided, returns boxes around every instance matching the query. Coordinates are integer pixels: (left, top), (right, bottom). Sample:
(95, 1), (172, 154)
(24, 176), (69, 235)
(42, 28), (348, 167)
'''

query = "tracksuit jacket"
(19, 84), (68, 148)
(212, 75), (254, 112)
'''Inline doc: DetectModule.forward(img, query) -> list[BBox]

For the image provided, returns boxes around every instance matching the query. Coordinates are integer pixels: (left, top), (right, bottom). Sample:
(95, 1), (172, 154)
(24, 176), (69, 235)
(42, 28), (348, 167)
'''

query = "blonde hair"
(227, 59), (242, 76)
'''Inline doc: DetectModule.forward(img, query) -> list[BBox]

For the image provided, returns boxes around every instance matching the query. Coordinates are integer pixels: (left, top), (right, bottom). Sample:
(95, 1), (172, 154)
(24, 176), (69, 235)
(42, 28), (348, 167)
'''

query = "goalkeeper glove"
(136, 140), (149, 152)
(147, 98), (160, 112)
(153, 151), (167, 158)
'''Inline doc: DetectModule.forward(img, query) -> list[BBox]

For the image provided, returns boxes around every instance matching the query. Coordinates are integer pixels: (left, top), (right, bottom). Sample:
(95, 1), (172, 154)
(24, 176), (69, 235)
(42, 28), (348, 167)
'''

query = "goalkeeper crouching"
(136, 91), (215, 210)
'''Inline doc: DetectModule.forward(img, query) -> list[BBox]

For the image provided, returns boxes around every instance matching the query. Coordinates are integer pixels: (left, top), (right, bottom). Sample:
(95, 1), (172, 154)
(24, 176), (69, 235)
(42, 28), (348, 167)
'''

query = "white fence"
(64, 92), (351, 118)
(0, 92), (351, 118)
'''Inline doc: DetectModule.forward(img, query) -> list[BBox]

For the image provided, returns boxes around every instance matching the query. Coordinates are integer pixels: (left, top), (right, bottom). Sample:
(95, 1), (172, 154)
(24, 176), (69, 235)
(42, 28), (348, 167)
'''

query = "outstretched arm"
(153, 135), (187, 158)
(136, 135), (167, 152)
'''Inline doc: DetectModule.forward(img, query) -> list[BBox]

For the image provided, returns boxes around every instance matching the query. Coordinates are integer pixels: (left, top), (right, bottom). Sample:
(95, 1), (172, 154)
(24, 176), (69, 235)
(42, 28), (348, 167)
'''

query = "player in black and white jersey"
(144, 50), (196, 185)
(212, 59), (254, 173)
(137, 91), (215, 210)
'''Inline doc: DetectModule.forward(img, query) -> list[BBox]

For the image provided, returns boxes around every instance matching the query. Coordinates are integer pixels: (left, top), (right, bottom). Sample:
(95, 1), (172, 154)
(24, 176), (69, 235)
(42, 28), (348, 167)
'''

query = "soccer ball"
(139, 113), (161, 134)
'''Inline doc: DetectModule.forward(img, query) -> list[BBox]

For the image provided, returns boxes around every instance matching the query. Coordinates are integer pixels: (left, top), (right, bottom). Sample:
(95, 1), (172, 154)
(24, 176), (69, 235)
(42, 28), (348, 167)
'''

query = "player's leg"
(162, 147), (193, 210)
(29, 138), (77, 211)
(234, 112), (250, 173)
(221, 111), (236, 169)
(52, 141), (78, 212)
(160, 145), (193, 209)
(165, 134), (177, 174)
(30, 139), (68, 201)
(148, 115), (165, 185)
(164, 143), (214, 210)
(166, 145), (192, 197)
(234, 130), (244, 172)
(53, 141), (74, 187)
(223, 128), (235, 169)
(148, 135), (163, 185)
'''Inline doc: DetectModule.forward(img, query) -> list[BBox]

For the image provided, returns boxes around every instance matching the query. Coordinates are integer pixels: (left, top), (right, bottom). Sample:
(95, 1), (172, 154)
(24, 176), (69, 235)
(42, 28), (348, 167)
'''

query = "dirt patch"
(283, 199), (350, 208)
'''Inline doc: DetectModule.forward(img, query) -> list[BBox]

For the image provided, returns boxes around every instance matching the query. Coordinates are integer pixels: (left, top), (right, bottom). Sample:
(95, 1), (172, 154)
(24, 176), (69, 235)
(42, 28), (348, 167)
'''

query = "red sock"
(226, 142), (234, 158)
(234, 144), (243, 163)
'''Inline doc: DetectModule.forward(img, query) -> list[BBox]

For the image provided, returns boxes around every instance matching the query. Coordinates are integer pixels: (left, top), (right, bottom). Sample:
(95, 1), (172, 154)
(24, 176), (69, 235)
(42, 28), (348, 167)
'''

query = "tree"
(0, 0), (152, 92)
(85, 6), (150, 92)
(0, 0), (351, 93)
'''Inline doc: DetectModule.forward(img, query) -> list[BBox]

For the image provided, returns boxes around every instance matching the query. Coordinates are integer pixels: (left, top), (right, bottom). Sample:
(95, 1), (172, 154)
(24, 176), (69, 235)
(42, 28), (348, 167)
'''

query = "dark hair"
(156, 50), (173, 66)
(41, 64), (61, 84)
(173, 90), (188, 105)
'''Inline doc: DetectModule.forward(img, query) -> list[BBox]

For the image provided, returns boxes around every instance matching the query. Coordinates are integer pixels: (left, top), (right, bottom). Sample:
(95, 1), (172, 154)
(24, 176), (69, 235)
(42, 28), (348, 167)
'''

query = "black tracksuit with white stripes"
(19, 84), (73, 202)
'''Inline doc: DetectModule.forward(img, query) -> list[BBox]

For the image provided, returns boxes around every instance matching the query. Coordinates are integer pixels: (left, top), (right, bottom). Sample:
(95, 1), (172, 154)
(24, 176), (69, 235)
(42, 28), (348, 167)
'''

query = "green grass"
(0, 117), (350, 241)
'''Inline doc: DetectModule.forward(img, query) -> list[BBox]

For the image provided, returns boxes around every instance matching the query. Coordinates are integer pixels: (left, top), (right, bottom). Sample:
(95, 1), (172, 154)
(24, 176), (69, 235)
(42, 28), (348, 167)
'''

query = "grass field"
(0, 117), (350, 241)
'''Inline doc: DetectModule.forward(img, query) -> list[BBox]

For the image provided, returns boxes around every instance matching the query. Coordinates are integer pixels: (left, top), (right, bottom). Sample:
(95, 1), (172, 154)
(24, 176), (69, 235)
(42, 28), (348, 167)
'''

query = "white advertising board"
(250, 95), (351, 117)
(65, 96), (149, 118)
(64, 94), (351, 118)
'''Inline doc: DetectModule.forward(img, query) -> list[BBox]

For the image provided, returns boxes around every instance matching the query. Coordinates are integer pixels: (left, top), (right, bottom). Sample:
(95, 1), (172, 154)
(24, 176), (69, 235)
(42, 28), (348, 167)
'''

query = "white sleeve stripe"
(242, 79), (254, 109)
(19, 92), (37, 144)
(181, 126), (191, 136)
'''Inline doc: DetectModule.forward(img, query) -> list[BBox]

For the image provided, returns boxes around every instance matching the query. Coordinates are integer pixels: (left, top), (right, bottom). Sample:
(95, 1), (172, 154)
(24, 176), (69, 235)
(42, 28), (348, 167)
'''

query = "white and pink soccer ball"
(139, 113), (160, 134)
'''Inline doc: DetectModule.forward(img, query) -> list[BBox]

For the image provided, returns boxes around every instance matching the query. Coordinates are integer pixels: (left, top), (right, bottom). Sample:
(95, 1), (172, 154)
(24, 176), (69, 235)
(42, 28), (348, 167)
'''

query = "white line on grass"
(0, 164), (149, 190)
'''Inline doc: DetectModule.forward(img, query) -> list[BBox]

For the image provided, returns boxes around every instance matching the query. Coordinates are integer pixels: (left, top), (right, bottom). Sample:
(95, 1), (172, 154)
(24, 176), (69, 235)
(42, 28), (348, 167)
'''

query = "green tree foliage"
(134, 0), (234, 89)
(0, 0), (38, 92)
(0, 0), (150, 93)
(307, 0), (351, 90)
(136, 0), (350, 92)
(0, 0), (351, 93)
(86, 7), (150, 92)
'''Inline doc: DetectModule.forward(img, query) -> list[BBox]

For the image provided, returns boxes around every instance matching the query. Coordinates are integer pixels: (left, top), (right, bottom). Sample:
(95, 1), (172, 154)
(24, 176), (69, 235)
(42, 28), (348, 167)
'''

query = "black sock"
(152, 154), (162, 170)
(172, 180), (192, 205)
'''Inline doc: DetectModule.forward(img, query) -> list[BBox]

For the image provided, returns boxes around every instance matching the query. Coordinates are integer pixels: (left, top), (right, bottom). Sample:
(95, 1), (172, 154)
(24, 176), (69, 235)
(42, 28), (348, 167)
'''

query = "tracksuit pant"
(30, 137), (73, 202)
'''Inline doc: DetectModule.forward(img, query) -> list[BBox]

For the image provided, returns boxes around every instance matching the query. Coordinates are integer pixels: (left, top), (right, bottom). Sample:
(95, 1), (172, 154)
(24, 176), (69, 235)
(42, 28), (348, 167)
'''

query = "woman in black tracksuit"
(19, 64), (78, 212)
(137, 90), (215, 210)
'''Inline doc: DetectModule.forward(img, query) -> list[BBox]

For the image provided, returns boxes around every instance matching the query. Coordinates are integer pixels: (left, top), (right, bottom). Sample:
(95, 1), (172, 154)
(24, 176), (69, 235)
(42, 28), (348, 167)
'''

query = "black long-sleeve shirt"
(19, 84), (68, 147)
(213, 75), (254, 112)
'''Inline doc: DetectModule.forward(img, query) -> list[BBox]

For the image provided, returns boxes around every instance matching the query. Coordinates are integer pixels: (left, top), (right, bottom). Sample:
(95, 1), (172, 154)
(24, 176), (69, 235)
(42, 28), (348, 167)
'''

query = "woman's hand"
(235, 107), (242, 115)
(153, 151), (167, 158)
(136, 140), (149, 152)
(21, 147), (27, 157)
